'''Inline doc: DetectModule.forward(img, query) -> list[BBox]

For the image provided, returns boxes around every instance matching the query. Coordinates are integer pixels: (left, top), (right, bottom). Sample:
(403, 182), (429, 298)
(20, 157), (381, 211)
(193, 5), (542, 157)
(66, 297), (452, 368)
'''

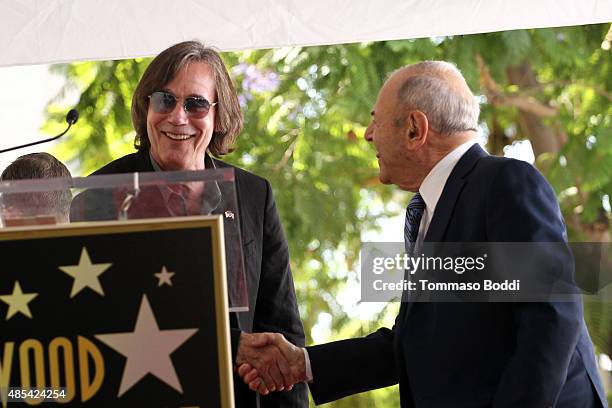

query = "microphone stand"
(0, 109), (79, 154)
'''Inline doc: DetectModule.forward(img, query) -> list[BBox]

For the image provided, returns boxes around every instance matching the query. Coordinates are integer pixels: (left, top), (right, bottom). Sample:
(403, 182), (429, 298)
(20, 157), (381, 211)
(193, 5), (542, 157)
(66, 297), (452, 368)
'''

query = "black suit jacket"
(72, 150), (308, 407)
(307, 144), (606, 407)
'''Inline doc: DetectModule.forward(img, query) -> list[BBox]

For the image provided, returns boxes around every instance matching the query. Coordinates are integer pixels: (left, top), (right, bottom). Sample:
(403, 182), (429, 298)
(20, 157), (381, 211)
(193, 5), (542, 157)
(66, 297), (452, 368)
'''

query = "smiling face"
(365, 63), (480, 192)
(146, 62), (216, 171)
(365, 75), (414, 188)
(364, 69), (430, 192)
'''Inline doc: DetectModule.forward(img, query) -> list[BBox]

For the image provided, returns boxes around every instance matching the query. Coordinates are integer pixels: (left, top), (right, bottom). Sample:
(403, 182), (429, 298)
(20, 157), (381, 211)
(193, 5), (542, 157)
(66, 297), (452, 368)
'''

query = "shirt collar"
(148, 151), (216, 171)
(147, 150), (221, 215)
(419, 138), (477, 215)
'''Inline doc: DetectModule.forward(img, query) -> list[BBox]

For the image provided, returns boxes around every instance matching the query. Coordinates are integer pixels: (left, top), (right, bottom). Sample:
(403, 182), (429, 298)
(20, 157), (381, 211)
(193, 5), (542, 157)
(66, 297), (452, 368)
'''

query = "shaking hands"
(236, 332), (307, 394)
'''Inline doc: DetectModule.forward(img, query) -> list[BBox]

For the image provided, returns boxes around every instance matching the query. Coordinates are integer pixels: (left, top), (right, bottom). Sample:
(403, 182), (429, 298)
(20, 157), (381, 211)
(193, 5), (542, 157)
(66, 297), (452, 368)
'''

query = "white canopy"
(1, 0), (611, 68)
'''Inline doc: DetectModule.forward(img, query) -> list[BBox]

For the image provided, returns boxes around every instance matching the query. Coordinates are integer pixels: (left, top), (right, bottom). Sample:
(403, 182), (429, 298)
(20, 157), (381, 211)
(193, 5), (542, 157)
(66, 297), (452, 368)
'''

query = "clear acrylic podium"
(0, 169), (245, 407)
(0, 168), (248, 312)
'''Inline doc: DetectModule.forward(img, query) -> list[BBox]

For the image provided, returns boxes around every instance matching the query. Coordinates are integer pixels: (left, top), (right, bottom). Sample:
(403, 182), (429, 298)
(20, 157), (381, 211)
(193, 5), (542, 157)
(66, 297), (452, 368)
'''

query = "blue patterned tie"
(404, 193), (426, 256)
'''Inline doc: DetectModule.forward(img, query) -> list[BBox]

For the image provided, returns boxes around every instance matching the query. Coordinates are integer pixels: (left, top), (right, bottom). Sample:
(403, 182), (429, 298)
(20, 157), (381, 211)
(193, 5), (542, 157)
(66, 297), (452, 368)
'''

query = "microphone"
(66, 109), (79, 125)
(0, 109), (79, 154)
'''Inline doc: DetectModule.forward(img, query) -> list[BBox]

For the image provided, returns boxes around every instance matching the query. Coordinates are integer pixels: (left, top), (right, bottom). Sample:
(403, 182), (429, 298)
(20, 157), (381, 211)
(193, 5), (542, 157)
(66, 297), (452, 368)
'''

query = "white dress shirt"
(303, 138), (478, 383)
(415, 138), (477, 247)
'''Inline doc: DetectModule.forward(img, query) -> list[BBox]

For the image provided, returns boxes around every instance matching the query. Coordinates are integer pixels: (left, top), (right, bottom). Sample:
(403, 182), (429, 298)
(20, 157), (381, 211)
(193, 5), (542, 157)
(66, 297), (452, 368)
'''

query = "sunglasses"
(148, 91), (218, 118)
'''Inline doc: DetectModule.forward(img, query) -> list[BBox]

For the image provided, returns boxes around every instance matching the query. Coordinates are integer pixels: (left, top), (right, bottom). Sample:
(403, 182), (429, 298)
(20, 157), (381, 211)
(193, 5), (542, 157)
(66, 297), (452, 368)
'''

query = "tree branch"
(476, 54), (558, 118)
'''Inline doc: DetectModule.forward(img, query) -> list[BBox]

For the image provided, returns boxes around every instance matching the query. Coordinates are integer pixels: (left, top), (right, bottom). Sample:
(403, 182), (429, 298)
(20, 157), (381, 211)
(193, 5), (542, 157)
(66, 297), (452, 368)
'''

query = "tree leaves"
(45, 23), (612, 405)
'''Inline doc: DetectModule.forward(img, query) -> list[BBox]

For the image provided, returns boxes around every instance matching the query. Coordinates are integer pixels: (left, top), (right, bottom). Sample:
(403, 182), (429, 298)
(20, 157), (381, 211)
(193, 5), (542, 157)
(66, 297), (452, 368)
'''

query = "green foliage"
(44, 59), (151, 173)
(46, 23), (611, 406)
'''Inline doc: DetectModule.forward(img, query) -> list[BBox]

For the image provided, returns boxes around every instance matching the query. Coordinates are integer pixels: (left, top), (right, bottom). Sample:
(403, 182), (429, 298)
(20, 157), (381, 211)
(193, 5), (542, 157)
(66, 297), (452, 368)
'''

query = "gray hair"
(394, 61), (479, 135)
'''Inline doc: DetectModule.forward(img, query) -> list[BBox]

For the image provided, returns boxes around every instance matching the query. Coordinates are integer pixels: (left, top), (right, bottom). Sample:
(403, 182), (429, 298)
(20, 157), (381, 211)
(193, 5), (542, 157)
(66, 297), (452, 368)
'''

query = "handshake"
(236, 332), (308, 395)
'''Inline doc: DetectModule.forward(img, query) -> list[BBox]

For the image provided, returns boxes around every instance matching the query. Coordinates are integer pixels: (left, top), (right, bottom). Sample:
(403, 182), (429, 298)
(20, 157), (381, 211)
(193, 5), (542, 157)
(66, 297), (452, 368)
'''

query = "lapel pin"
(224, 211), (235, 219)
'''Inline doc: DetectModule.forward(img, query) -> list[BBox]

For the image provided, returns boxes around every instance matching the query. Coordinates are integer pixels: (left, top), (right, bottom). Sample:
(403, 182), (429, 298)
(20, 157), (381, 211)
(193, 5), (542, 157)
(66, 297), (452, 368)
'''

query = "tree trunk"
(505, 61), (567, 160)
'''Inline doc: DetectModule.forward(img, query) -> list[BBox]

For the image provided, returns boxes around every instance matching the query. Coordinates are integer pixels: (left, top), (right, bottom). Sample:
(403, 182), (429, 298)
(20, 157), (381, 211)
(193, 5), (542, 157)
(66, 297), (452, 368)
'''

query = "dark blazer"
(72, 150), (308, 407)
(307, 144), (606, 407)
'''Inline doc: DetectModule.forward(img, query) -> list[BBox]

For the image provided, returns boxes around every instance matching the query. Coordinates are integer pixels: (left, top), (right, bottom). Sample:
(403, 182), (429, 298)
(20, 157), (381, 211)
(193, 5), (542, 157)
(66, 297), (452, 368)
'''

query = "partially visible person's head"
(365, 61), (479, 191)
(132, 40), (243, 170)
(1, 152), (72, 224)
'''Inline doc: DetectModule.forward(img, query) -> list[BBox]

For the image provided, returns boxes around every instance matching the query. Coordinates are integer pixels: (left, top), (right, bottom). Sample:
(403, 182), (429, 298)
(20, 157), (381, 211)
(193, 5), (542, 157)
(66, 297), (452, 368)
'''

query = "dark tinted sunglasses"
(148, 91), (217, 118)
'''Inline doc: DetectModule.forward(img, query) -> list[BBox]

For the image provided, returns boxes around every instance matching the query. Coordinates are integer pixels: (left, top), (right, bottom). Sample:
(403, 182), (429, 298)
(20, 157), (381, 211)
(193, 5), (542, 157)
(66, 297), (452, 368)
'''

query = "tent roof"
(1, 0), (611, 68)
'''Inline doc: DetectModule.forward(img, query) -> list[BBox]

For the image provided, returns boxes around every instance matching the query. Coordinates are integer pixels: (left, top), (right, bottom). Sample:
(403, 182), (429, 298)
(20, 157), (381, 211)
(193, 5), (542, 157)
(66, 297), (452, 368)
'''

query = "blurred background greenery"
(43, 23), (611, 406)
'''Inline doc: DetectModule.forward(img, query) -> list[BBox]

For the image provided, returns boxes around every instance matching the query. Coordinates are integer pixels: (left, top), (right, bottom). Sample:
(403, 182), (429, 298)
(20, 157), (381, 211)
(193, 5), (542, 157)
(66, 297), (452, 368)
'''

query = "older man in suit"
(237, 61), (606, 407)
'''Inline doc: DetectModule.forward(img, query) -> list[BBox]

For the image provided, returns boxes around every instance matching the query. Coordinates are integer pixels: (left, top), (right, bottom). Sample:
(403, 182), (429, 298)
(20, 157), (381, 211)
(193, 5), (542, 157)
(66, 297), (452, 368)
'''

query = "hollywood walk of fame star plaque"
(0, 216), (233, 407)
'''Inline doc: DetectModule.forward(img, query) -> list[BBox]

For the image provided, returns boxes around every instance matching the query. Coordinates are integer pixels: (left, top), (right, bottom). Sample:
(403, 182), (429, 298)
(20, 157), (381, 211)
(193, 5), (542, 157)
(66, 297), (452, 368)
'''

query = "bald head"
(385, 61), (480, 136)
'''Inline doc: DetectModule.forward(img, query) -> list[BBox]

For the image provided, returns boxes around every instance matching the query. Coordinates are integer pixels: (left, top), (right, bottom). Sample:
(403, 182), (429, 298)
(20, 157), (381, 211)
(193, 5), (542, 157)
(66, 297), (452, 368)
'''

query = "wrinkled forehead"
(153, 60), (210, 89)
(162, 62), (217, 96)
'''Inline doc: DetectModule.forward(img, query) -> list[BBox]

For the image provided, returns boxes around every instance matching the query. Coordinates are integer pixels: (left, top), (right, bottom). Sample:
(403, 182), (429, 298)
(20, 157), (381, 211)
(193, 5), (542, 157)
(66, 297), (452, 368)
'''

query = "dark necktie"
(167, 191), (187, 216)
(404, 193), (426, 257)
(401, 192), (426, 305)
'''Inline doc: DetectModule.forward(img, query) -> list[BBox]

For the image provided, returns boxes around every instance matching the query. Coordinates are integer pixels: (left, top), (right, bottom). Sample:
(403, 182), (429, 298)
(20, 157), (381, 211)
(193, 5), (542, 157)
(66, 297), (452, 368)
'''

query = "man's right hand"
(236, 332), (307, 394)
